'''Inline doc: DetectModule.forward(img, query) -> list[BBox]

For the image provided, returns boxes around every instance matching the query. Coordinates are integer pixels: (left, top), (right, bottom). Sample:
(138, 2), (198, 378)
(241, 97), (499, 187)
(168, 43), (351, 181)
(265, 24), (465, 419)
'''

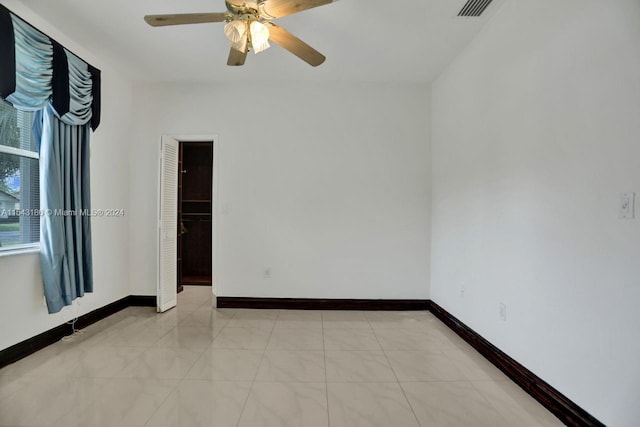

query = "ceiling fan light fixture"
(224, 20), (248, 51)
(146, 0), (336, 66)
(249, 20), (270, 54)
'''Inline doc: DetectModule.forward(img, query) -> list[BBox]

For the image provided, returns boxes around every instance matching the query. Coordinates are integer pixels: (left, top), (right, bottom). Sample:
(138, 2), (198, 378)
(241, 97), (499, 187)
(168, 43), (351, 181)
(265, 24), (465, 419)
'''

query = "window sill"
(0, 245), (40, 258)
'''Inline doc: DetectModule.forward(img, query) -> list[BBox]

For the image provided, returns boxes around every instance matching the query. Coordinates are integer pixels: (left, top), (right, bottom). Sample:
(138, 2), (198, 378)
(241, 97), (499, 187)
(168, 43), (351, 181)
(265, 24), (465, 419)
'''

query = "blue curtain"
(34, 105), (93, 313)
(1, 4), (99, 313)
(0, 6), (100, 125)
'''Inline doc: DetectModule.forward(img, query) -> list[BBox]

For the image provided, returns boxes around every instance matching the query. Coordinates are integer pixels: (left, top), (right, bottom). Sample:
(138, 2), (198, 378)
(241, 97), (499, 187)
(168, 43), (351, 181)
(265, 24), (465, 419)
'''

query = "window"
(0, 99), (39, 252)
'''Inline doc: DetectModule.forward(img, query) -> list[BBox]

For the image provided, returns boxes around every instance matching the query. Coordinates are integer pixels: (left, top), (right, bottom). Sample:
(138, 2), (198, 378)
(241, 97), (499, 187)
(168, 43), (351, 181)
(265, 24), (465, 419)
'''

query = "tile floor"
(0, 287), (564, 426)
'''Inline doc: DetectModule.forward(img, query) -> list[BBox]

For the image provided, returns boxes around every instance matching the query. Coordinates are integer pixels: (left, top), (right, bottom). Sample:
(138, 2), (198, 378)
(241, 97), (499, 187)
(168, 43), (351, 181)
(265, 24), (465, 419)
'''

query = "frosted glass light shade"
(250, 21), (270, 54)
(224, 20), (248, 52)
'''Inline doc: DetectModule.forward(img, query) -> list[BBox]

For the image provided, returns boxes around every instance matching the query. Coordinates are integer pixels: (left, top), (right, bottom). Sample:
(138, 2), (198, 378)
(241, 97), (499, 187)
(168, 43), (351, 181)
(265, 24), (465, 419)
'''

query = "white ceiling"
(18, 0), (503, 83)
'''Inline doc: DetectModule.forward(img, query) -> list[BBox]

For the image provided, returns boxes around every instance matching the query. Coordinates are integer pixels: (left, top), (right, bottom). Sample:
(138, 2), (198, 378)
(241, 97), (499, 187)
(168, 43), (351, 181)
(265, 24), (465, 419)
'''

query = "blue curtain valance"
(0, 4), (101, 130)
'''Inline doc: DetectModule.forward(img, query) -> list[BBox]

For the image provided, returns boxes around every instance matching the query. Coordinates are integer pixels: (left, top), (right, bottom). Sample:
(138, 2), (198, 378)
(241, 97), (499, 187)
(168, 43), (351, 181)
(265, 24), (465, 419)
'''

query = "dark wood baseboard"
(428, 301), (605, 427)
(0, 295), (156, 370)
(73, 295), (132, 330)
(0, 322), (72, 371)
(127, 295), (157, 307)
(217, 297), (430, 311)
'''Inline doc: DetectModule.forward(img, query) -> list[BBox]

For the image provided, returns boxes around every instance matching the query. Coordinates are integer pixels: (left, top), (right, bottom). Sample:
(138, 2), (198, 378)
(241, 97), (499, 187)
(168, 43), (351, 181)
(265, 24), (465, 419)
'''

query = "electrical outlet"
(264, 268), (272, 279)
(499, 302), (507, 321)
(619, 192), (635, 219)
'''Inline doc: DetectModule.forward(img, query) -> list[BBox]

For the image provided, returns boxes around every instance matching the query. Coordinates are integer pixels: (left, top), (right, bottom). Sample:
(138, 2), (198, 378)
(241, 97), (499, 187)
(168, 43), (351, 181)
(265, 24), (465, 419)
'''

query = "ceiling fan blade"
(144, 13), (228, 27)
(267, 24), (326, 67)
(227, 47), (248, 66)
(260, 0), (336, 19)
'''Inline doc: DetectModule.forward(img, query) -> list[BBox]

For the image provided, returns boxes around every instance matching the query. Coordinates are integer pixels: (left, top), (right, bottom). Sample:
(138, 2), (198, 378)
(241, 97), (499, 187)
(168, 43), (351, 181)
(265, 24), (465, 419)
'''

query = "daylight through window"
(0, 99), (39, 251)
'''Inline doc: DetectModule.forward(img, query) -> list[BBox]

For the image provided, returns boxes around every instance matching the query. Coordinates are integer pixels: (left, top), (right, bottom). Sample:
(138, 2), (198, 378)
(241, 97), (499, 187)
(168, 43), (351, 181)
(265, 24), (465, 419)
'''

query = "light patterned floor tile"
(275, 310), (323, 329)
(53, 378), (177, 427)
(212, 327), (272, 350)
(154, 325), (216, 350)
(327, 382), (420, 427)
(385, 350), (467, 381)
(374, 328), (444, 351)
(323, 329), (381, 350)
(256, 350), (326, 382)
(325, 351), (396, 382)
(0, 377), (100, 426)
(267, 329), (324, 350)
(185, 348), (263, 381)
(238, 382), (328, 427)
(322, 311), (371, 329)
(144, 380), (251, 427)
(473, 380), (564, 427)
(442, 347), (508, 381)
(402, 381), (508, 427)
(116, 347), (201, 379)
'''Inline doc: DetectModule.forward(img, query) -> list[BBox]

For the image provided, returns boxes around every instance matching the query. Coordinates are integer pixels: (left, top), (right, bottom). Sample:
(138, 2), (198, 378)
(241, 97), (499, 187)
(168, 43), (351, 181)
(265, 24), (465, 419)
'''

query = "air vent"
(458, 0), (494, 17)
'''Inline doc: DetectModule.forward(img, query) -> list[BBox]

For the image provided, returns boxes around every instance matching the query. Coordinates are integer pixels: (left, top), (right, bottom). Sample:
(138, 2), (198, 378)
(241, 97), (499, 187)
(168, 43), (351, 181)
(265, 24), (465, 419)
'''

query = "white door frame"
(158, 134), (220, 306)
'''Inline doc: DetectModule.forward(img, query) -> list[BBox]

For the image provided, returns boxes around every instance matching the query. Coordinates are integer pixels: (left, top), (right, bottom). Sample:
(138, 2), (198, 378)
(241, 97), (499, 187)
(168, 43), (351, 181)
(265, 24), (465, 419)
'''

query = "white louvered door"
(157, 136), (179, 312)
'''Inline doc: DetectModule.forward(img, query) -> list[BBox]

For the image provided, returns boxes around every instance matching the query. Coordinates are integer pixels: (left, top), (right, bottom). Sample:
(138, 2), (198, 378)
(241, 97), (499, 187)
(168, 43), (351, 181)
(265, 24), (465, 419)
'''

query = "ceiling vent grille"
(458, 0), (494, 17)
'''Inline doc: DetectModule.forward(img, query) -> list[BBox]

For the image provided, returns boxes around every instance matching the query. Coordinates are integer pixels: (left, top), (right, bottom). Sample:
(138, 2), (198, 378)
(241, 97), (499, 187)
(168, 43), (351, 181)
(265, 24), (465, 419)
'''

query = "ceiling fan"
(144, 0), (337, 67)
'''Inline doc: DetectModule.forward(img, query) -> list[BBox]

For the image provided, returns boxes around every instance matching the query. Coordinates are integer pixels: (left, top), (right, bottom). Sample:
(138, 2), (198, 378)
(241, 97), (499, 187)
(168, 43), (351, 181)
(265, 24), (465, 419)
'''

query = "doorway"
(177, 141), (213, 293)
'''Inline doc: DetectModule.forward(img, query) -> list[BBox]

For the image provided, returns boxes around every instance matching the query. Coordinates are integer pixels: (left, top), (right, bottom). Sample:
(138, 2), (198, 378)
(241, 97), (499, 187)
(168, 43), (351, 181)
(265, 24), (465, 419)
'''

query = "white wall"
(0, 1), (133, 350)
(129, 82), (431, 300)
(430, 0), (640, 425)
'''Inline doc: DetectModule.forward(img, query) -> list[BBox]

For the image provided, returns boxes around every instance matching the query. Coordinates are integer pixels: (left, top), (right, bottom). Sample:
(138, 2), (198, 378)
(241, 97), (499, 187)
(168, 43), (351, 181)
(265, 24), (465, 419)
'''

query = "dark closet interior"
(177, 141), (213, 292)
